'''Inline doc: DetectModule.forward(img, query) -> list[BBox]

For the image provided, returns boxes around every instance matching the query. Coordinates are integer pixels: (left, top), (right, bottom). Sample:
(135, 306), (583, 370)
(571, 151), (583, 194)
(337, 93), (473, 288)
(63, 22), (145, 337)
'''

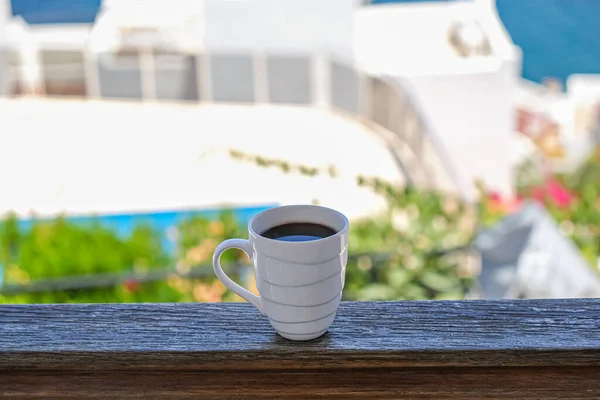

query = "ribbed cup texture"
(256, 246), (347, 340)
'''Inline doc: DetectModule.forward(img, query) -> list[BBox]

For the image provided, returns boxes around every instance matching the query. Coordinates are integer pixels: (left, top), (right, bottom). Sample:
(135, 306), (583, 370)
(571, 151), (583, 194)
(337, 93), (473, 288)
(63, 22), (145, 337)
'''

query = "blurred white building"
(0, 0), (531, 213)
(355, 0), (521, 198)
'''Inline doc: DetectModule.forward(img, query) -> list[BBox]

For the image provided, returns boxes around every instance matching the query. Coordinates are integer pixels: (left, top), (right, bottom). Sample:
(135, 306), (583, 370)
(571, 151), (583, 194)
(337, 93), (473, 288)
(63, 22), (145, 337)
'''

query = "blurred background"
(1, 0), (600, 304)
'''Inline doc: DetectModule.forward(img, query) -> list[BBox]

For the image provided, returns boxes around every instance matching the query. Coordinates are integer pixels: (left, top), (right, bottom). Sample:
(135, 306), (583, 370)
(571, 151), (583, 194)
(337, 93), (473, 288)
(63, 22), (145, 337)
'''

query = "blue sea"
(373, 0), (600, 86)
(9, 0), (600, 85)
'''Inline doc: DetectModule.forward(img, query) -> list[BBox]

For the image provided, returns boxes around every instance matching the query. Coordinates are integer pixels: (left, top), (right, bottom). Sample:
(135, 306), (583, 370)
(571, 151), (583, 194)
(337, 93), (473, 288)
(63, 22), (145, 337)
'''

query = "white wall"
(0, 0), (10, 36)
(568, 74), (600, 101)
(203, 0), (359, 57)
(400, 58), (518, 199)
(354, 0), (519, 198)
(354, 1), (519, 76)
(472, 0), (515, 60)
(354, 1), (470, 75)
(566, 74), (600, 138)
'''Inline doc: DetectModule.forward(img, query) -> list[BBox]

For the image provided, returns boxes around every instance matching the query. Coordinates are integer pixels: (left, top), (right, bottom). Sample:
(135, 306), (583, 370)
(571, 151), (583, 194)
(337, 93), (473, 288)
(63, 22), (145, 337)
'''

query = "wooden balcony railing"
(2, 299), (599, 399)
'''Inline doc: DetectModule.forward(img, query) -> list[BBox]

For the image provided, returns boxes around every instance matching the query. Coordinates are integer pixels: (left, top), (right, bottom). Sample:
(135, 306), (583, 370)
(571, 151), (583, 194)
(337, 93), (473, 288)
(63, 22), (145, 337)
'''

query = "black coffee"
(261, 222), (337, 242)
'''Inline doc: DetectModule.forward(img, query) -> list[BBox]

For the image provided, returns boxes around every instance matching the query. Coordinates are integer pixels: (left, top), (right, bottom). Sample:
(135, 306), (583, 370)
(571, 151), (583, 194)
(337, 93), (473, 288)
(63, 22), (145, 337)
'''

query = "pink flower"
(545, 179), (574, 209)
(523, 179), (575, 209)
(486, 191), (522, 214)
(487, 191), (503, 203)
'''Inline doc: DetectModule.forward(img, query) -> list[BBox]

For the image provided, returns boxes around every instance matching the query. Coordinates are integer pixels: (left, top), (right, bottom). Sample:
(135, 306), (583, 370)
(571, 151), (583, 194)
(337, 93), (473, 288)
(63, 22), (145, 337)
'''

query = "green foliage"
(229, 150), (338, 178)
(481, 152), (600, 268)
(230, 151), (479, 301)
(526, 153), (600, 267)
(343, 181), (476, 301)
(0, 211), (250, 304)
(6, 149), (598, 304)
(5, 281), (185, 304)
(1, 214), (168, 281)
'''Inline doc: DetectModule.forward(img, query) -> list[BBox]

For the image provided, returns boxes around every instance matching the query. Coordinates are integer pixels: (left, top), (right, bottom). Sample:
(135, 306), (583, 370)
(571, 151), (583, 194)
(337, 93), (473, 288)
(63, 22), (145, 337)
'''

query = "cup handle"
(212, 238), (263, 314)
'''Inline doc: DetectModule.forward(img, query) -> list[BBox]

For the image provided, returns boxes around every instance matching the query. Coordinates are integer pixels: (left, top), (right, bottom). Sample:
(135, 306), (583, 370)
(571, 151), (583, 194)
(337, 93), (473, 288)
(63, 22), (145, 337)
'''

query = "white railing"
(0, 47), (467, 199)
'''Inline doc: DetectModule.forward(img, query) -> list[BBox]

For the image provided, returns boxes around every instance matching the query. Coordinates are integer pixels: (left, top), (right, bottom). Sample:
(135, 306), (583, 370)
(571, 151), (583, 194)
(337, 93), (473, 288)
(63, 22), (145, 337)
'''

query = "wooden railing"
(2, 299), (599, 399)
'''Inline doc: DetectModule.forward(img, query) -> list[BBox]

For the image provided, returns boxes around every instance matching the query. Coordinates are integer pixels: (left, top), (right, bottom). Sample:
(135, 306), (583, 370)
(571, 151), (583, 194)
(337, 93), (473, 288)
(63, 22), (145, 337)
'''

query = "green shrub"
(6, 150), (598, 304)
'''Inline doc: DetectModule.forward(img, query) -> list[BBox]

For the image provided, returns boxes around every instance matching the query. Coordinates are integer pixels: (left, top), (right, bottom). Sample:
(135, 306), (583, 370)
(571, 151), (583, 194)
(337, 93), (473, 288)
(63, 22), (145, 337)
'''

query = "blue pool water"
(16, 204), (277, 254)
(9, 0), (600, 85)
(0, 204), (275, 284)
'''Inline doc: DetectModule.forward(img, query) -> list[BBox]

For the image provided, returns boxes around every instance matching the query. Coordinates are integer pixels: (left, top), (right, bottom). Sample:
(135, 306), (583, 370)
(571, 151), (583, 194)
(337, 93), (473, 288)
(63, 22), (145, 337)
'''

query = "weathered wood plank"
(1, 299), (599, 370)
(3, 367), (600, 399)
(1, 299), (600, 398)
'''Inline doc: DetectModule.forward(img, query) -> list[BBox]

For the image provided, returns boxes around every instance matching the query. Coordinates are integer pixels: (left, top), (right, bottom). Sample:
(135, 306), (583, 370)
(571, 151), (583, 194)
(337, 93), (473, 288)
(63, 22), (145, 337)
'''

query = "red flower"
(123, 279), (140, 293)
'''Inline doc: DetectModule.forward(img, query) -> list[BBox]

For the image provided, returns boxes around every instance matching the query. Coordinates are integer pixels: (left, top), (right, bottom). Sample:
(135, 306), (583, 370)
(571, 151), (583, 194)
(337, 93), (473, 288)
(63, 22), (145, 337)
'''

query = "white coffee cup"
(212, 204), (349, 341)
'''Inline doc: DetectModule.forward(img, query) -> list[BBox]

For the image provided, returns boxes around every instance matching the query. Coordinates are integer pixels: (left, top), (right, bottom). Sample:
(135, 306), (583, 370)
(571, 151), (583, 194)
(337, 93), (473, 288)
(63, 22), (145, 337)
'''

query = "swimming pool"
(15, 204), (277, 254)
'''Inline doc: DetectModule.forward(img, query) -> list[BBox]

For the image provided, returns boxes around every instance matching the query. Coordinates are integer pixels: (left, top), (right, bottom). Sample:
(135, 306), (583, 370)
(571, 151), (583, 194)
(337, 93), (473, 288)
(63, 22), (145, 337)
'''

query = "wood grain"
(3, 367), (600, 399)
(1, 300), (600, 398)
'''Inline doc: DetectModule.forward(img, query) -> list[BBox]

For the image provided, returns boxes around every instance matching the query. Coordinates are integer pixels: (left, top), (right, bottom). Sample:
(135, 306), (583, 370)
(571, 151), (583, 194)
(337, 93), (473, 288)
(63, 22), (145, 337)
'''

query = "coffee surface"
(261, 222), (337, 242)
